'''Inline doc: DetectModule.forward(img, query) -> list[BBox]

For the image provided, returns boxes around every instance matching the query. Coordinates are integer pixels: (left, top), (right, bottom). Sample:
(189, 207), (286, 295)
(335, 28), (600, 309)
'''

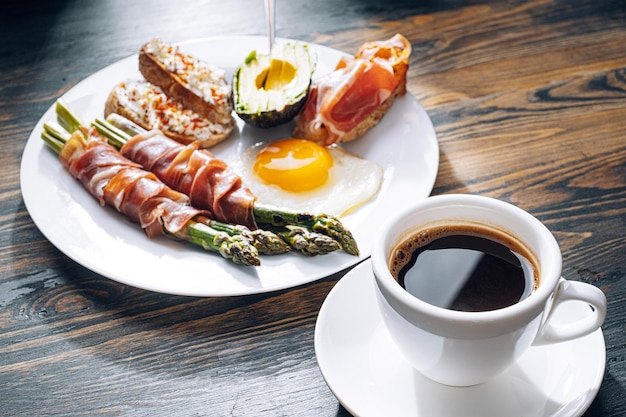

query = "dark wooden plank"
(1, 0), (625, 416)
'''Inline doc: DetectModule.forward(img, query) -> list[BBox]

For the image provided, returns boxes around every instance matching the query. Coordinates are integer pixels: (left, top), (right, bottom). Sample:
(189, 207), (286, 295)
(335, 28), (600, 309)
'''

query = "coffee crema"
(389, 223), (539, 312)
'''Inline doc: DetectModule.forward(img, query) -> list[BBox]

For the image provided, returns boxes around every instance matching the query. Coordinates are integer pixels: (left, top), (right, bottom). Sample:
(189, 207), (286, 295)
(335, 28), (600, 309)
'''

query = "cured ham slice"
(120, 130), (257, 229)
(293, 34), (412, 146)
(59, 128), (204, 238)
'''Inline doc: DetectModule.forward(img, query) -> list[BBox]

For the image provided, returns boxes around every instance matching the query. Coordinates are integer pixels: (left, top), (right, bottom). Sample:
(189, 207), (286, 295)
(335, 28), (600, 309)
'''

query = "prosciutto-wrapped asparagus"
(45, 126), (262, 265)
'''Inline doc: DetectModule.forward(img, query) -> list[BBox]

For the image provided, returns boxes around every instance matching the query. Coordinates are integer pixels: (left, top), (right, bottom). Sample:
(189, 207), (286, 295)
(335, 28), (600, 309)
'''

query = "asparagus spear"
(274, 226), (341, 256)
(41, 123), (261, 266)
(254, 206), (359, 256)
(93, 107), (359, 255)
(195, 215), (290, 255)
(172, 218), (260, 266)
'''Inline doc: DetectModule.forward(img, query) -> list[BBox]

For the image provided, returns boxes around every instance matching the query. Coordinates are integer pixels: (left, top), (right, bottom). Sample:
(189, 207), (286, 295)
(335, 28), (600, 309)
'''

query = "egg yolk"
(253, 138), (334, 192)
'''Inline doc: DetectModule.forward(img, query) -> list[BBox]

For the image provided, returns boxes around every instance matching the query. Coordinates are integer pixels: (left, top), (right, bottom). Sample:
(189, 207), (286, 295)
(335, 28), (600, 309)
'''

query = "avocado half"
(233, 42), (317, 128)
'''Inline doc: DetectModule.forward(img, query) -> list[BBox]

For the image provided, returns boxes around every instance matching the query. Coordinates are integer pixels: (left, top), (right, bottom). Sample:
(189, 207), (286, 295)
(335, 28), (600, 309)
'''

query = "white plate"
(20, 36), (439, 297)
(315, 260), (606, 417)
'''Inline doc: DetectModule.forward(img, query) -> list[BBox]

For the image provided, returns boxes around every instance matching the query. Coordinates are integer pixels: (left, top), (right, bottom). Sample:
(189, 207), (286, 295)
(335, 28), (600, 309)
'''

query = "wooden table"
(1, 0), (624, 415)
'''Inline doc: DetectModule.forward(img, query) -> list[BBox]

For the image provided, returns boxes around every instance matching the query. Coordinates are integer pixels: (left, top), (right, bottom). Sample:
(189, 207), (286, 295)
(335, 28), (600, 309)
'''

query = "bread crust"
(104, 81), (234, 148)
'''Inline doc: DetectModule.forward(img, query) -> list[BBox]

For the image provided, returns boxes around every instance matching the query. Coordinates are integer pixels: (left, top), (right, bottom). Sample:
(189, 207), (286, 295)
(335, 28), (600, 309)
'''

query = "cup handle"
(532, 279), (607, 346)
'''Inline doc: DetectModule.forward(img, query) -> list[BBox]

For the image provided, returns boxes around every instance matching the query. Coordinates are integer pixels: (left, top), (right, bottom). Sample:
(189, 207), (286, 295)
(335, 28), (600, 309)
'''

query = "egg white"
(231, 142), (384, 217)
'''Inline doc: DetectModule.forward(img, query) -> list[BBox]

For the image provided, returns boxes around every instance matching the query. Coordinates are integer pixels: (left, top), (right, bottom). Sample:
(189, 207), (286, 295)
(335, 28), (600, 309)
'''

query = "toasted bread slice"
(104, 79), (235, 148)
(139, 38), (234, 127)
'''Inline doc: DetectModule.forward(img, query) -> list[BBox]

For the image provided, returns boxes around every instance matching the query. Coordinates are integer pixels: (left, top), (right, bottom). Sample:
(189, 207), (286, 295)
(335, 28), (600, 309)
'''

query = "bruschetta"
(292, 34), (412, 146)
(139, 38), (234, 127)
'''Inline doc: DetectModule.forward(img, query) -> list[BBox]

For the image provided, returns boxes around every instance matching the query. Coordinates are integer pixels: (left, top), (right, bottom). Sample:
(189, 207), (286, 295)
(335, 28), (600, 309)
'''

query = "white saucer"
(314, 260), (606, 417)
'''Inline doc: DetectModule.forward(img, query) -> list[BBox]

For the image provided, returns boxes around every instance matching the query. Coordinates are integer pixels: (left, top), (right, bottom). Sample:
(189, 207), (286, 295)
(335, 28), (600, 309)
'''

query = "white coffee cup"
(372, 194), (607, 387)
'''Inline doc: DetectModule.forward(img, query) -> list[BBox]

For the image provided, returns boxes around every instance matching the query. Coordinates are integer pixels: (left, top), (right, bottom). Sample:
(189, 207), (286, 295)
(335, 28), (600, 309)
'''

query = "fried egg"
(232, 138), (383, 216)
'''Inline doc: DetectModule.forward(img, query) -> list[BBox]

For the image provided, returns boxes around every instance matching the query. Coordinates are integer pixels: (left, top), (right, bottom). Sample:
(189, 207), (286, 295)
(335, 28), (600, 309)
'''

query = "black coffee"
(389, 223), (539, 312)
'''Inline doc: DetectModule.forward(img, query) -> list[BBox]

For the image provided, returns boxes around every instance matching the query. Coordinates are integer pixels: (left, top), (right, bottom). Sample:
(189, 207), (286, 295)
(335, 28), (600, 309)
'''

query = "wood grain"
(1, 0), (625, 416)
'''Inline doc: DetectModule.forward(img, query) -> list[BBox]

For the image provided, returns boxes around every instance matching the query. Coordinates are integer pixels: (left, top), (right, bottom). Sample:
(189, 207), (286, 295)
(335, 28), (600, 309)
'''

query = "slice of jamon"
(59, 128), (205, 238)
(120, 130), (257, 229)
(293, 34), (412, 146)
